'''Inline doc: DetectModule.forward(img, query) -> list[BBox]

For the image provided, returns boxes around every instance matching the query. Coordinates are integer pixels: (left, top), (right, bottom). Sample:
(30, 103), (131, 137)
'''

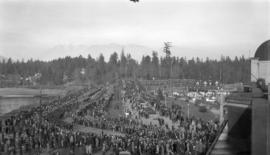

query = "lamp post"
(80, 68), (86, 85)
(170, 59), (173, 96)
(34, 73), (42, 105)
(40, 87), (42, 104)
(188, 102), (190, 119)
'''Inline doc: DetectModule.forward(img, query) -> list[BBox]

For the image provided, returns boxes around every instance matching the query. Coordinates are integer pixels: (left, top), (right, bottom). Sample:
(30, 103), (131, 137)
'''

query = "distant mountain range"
(42, 43), (232, 61)
(43, 43), (156, 61)
(0, 56), (6, 62)
(2, 43), (247, 62)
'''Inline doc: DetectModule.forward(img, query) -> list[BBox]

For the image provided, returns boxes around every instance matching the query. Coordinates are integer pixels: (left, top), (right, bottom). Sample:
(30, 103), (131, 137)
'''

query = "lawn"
(105, 100), (125, 118)
(162, 97), (219, 122)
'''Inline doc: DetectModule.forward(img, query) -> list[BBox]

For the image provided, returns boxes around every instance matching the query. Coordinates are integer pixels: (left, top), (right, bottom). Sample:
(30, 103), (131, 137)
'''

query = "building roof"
(254, 40), (270, 61)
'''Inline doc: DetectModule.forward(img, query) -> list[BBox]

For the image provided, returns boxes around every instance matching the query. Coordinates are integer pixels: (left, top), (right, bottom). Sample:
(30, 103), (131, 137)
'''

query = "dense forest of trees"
(0, 49), (251, 86)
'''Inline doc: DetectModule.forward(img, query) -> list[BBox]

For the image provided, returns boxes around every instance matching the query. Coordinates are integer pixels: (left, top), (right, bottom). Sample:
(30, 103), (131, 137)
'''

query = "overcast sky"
(0, 0), (269, 61)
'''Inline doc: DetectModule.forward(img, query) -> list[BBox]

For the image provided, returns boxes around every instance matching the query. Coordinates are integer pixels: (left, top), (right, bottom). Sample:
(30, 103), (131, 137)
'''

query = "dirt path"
(74, 124), (125, 137)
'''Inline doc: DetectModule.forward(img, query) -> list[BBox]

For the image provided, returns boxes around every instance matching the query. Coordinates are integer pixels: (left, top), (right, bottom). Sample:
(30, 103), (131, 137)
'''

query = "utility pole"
(39, 86), (42, 104)
(171, 59), (173, 96)
(220, 94), (225, 125)
(165, 92), (167, 106)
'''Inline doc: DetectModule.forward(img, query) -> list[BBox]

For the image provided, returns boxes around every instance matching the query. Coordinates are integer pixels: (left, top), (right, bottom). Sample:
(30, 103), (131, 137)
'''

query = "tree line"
(0, 49), (250, 86)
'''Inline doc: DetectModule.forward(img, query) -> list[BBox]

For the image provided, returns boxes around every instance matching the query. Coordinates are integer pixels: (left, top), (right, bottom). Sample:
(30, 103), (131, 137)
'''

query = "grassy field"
(164, 97), (219, 122)
(74, 124), (125, 136)
(106, 100), (125, 118)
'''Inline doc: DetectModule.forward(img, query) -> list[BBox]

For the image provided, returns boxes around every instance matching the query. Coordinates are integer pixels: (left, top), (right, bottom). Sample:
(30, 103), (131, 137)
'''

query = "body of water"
(0, 97), (39, 116)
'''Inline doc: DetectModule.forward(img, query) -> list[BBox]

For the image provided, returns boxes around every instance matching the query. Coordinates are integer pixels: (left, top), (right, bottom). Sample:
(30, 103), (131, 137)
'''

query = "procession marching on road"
(0, 80), (219, 155)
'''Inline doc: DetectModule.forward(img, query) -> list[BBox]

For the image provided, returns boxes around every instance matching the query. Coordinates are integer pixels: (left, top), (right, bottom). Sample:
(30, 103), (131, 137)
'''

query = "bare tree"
(163, 42), (172, 58)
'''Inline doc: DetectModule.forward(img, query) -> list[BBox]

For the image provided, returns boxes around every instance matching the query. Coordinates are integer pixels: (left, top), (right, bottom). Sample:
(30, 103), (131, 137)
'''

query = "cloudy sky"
(0, 0), (269, 61)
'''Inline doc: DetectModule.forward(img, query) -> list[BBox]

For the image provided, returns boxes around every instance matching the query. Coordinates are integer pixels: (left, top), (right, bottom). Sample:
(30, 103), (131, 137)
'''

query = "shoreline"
(0, 101), (40, 119)
(0, 87), (64, 119)
(0, 87), (65, 96)
(0, 95), (39, 98)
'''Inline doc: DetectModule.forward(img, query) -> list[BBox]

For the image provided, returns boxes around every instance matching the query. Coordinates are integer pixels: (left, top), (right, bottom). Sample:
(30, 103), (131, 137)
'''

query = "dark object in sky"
(254, 40), (270, 61)
(130, 0), (139, 2)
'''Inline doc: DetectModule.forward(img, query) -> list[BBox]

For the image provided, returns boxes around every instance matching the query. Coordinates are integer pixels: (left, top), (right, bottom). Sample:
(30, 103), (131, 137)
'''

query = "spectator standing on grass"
(102, 141), (107, 155)
(0, 131), (2, 147)
(198, 139), (204, 155)
(89, 143), (93, 155)
(179, 140), (185, 155)
(160, 142), (164, 155)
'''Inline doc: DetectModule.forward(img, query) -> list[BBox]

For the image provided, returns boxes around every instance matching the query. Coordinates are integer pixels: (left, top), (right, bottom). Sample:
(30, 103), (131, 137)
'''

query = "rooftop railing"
(205, 119), (228, 155)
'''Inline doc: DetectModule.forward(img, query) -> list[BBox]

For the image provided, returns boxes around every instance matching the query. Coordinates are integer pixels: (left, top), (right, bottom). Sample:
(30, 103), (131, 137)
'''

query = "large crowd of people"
(0, 80), (220, 155)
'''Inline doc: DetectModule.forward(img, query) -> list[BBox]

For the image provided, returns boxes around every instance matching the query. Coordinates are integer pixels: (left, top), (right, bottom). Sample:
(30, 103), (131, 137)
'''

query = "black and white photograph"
(0, 0), (269, 154)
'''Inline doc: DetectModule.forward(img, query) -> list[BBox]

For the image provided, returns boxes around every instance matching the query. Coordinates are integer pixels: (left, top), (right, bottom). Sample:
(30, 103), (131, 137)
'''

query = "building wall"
(259, 61), (270, 84)
(226, 105), (251, 140)
(252, 98), (270, 155)
(251, 59), (270, 84)
(267, 97), (270, 155)
(251, 59), (259, 82)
